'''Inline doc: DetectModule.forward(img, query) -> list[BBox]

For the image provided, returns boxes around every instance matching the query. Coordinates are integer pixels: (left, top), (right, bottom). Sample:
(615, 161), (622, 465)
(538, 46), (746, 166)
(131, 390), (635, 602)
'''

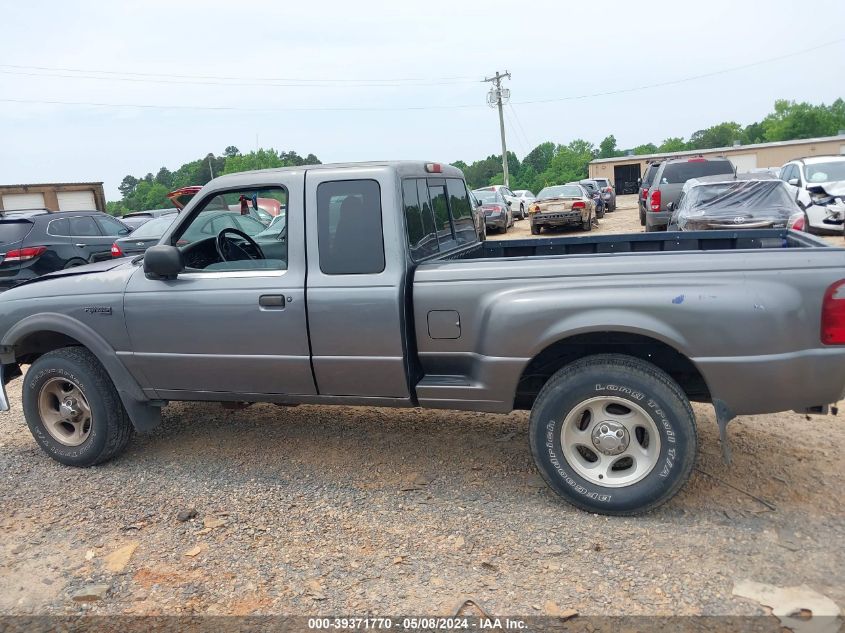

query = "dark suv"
(645, 157), (735, 232)
(0, 209), (131, 290)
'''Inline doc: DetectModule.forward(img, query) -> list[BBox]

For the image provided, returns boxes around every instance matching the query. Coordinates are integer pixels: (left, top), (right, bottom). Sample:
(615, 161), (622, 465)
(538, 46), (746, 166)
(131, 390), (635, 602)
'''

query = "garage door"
(2, 192), (46, 210)
(729, 153), (757, 172)
(57, 190), (96, 211)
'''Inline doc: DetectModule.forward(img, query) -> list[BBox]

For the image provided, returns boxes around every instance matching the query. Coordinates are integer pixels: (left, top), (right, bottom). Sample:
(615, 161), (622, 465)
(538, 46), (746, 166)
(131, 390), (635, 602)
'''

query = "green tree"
(224, 145), (240, 158)
(154, 166), (173, 188)
(688, 122), (742, 149)
(657, 137), (687, 152)
(632, 143), (658, 155)
(762, 99), (845, 141)
(522, 141), (556, 174)
(598, 134), (622, 158)
(118, 175), (138, 198)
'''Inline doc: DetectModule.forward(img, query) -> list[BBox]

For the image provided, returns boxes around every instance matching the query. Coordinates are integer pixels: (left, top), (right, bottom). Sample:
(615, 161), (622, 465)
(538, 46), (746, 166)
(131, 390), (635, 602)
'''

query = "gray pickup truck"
(3, 161), (845, 516)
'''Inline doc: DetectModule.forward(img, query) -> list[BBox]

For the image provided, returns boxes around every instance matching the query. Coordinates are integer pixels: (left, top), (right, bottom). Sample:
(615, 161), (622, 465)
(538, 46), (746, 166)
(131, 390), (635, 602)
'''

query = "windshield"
(0, 220), (34, 245)
(125, 214), (176, 239)
(472, 190), (501, 204)
(580, 182), (598, 192)
(805, 161), (845, 183)
(537, 185), (582, 199)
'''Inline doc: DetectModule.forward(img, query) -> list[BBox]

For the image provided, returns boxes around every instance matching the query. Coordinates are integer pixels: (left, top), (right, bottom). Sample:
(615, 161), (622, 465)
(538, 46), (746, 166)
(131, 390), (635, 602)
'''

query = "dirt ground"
(1, 195), (843, 620)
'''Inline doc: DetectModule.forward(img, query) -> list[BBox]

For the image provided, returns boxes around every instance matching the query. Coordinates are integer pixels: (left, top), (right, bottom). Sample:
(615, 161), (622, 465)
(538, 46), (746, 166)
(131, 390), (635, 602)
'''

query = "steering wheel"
(215, 228), (265, 262)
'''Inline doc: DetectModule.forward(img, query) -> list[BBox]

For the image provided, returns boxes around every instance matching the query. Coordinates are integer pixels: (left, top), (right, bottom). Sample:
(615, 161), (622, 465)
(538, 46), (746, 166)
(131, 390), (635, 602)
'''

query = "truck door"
(123, 171), (316, 397)
(304, 167), (410, 399)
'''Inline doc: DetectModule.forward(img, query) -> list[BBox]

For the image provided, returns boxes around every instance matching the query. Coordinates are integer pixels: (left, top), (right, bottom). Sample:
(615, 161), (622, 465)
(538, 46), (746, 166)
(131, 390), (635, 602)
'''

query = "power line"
(511, 37), (845, 105)
(0, 68), (479, 89)
(507, 104), (534, 153)
(2, 39), (841, 114)
(0, 97), (485, 112)
(502, 105), (529, 155)
(0, 63), (478, 85)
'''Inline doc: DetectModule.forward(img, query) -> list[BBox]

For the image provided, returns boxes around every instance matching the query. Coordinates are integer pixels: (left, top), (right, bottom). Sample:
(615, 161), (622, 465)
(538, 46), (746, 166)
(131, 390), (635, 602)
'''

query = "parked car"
(121, 208), (177, 231)
(667, 175), (802, 231)
(0, 209), (131, 290)
(645, 157), (735, 232)
(5, 162), (845, 518)
(529, 184), (594, 234)
(578, 179), (607, 218)
(512, 189), (536, 211)
(639, 161), (663, 226)
(591, 177), (617, 211)
(111, 212), (178, 258)
(473, 188), (513, 233)
(781, 156), (845, 234)
(476, 185), (525, 219)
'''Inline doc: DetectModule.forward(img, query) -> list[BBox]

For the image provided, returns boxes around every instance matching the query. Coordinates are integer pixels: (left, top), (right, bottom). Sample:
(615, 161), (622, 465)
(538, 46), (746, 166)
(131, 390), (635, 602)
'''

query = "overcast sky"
(2, 0), (844, 198)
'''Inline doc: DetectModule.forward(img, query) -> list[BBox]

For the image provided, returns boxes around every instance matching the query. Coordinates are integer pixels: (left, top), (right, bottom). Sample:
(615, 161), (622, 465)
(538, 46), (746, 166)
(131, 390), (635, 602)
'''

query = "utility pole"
(483, 70), (512, 187)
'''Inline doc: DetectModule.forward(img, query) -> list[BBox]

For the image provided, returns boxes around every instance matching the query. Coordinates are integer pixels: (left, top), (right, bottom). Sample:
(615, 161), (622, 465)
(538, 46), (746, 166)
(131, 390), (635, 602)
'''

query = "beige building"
(589, 134), (845, 194)
(0, 182), (106, 213)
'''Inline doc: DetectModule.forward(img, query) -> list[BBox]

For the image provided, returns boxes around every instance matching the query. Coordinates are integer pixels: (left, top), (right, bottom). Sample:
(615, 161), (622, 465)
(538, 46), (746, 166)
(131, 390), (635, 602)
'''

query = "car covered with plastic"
(668, 175), (802, 231)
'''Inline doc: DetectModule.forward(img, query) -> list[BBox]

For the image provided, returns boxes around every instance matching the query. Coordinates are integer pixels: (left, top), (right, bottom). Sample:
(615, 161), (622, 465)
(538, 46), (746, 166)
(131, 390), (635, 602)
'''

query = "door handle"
(259, 294), (285, 308)
(75, 244), (87, 248)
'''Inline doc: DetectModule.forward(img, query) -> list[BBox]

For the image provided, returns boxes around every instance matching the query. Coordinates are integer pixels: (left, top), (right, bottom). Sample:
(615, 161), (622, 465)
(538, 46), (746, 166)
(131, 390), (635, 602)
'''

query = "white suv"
(781, 156), (845, 234)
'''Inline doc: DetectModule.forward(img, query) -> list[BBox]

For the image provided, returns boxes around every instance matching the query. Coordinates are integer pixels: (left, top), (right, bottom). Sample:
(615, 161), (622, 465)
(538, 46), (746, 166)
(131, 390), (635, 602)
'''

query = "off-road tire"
(528, 354), (698, 515)
(22, 348), (133, 467)
(582, 211), (593, 231)
(530, 223), (540, 235)
(639, 207), (646, 226)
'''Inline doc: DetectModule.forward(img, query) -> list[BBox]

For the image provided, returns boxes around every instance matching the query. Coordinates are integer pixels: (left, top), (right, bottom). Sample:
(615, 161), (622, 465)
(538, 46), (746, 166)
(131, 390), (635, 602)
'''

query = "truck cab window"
(427, 180), (455, 247)
(446, 179), (477, 245)
(170, 187), (288, 272)
(403, 179), (439, 260)
(317, 179), (385, 275)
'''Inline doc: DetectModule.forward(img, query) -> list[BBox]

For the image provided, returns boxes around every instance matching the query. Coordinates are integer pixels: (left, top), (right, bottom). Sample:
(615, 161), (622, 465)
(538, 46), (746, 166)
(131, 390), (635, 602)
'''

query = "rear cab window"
(401, 177), (478, 261)
(660, 160), (734, 184)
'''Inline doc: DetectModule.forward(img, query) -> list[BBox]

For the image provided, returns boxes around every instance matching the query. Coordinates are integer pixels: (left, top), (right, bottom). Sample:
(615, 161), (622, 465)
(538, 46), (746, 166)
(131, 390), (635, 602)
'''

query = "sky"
(1, 0), (844, 199)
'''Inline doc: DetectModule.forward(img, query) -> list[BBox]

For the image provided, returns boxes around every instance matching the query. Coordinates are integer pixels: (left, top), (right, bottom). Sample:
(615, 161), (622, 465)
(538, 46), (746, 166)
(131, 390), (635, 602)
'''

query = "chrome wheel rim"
(38, 377), (92, 447)
(560, 396), (661, 488)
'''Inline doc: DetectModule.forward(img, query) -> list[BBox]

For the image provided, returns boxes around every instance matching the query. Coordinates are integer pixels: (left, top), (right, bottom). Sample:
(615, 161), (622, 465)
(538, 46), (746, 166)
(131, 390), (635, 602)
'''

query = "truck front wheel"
(528, 354), (697, 515)
(22, 348), (133, 467)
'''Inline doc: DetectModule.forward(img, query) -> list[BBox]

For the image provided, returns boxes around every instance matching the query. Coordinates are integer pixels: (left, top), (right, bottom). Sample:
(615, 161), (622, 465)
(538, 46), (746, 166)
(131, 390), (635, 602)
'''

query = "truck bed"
(444, 229), (828, 261)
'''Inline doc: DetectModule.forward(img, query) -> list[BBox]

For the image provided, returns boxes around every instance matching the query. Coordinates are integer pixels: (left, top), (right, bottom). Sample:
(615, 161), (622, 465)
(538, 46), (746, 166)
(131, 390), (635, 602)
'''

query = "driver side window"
(171, 187), (288, 272)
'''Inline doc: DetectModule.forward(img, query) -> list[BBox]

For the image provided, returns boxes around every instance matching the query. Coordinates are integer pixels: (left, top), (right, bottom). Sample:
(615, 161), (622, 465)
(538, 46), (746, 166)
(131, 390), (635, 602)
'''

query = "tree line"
(109, 98), (844, 214)
(107, 146), (320, 215)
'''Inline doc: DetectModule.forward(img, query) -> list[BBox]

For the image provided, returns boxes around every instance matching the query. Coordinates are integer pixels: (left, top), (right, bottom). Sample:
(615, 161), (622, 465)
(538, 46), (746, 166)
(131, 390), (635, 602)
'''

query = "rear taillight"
(2, 246), (47, 263)
(821, 280), (845, 344)
(788, 213), (806, 232)
(572, 201), (586, 209)
(650, 190), (662, 211)
(642, 187), (649, 198)
(111, 242), (123, 257)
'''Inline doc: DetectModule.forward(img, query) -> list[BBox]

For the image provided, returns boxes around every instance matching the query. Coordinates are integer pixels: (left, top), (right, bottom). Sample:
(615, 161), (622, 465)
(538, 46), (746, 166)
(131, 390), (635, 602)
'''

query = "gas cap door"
(427, 310), (461, 339)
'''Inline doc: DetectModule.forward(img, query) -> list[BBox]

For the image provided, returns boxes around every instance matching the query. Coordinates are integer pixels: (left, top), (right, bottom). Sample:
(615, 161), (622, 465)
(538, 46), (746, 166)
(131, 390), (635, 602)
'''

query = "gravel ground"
(1, 195), (843, 618)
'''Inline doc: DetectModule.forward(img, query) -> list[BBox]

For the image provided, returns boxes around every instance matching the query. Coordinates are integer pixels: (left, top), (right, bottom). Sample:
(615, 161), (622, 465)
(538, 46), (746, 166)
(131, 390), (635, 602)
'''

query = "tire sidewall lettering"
(25, 364), (99, 460)
(538, 376), (683, 507)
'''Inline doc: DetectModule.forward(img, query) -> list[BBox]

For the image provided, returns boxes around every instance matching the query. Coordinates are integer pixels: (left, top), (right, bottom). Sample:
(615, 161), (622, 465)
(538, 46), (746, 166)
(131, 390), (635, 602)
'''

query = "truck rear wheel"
(22, 348), (133, 467)
(528, 354), (697, 515)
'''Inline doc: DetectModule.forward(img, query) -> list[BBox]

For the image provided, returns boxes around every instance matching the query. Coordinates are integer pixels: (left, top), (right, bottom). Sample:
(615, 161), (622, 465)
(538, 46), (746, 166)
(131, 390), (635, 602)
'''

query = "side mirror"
(788, 178), (800, 186)
(667, 201), (676, 212)
(144, 245), (184, 280)
(506, 200), (512, 207)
